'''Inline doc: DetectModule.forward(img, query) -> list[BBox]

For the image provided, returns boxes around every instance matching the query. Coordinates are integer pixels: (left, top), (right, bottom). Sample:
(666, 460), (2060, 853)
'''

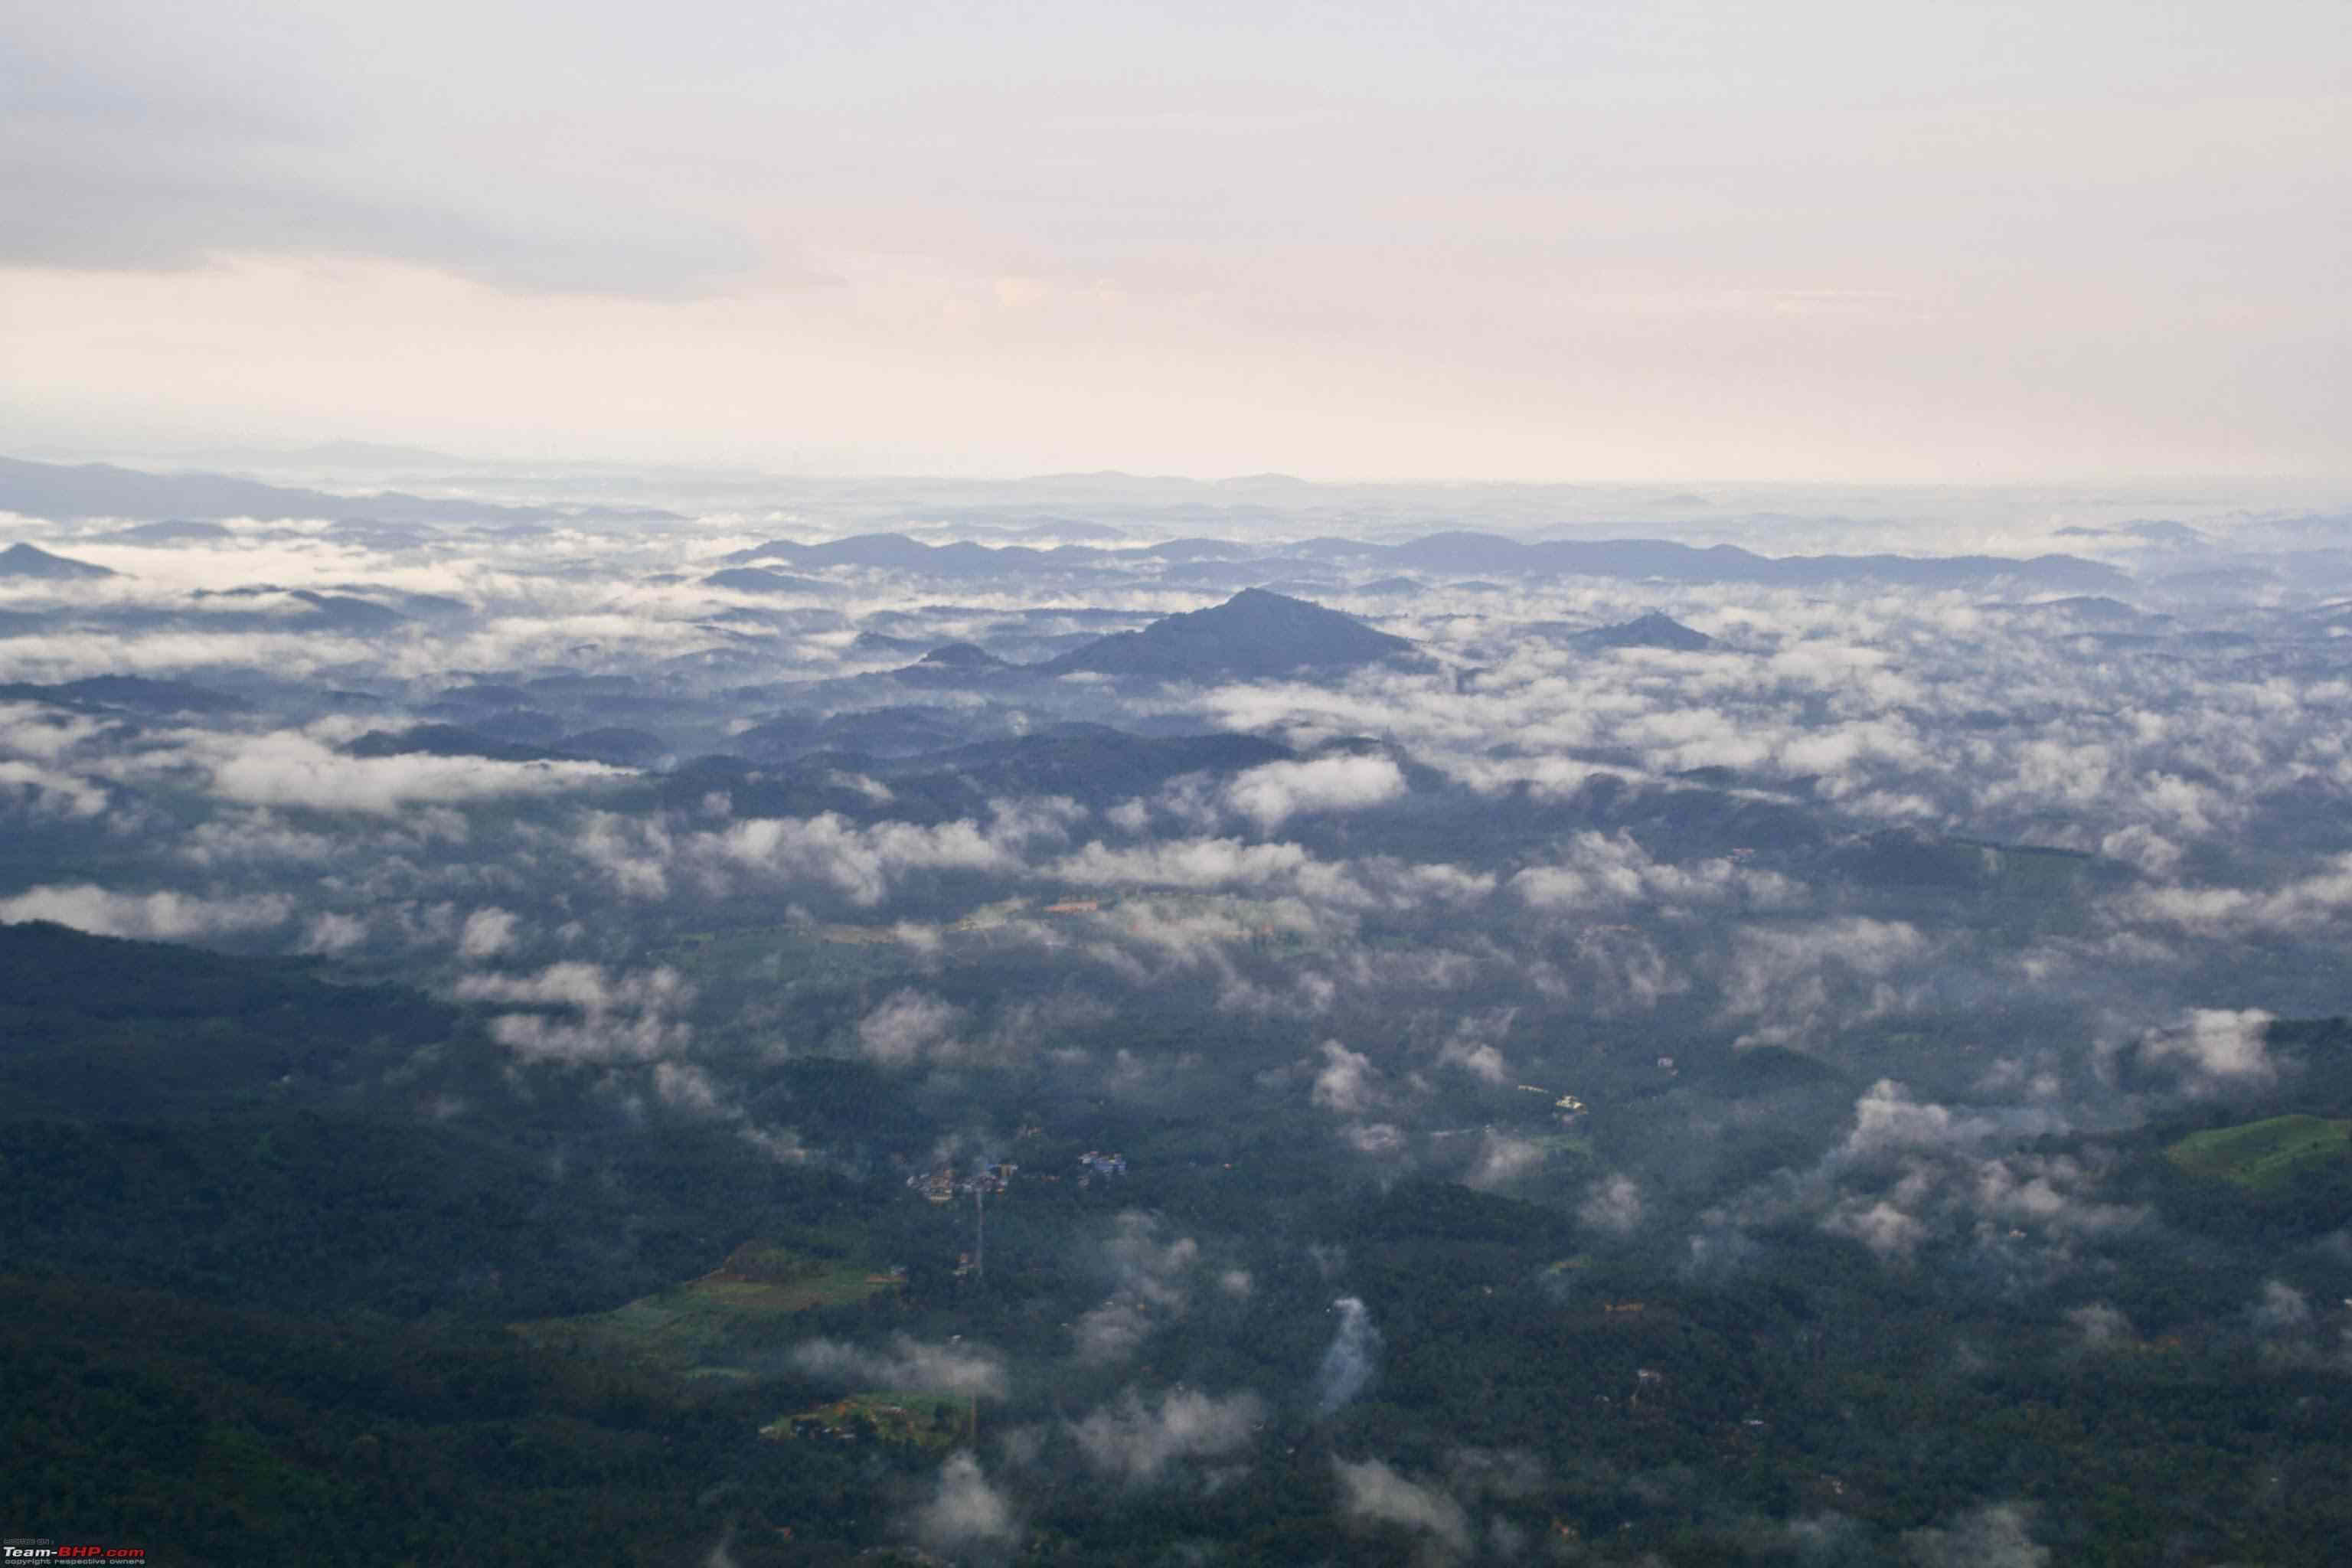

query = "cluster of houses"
(896, 1148), (1132, 1200)
(905, 1159), (1018, 1204)
(1516, 1083), (1587, 1122)
(774, 1412), (869, 1444)
(763, 1397), (949, 1447)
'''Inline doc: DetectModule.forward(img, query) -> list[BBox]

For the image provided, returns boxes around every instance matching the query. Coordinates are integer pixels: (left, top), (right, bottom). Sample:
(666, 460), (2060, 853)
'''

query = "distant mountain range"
(1037, 587), (1417, 679)
(855, 588), (1419, 686)
(701, 567), (834, 595)
(0, 675), (250, 714)
(0, 542), (116, 580)
(1377, 531), (2127, 590)
(0, 456), (682, 525)
(721, 534), (1109, 577)
(96, 520), (236, 546)
(2, 456), (2130, 593)
(724, 527), (2125, 592)
(674, 724), (1299, 818)
(344, 724), (582, 764)
(1573, 612), (1719, 652)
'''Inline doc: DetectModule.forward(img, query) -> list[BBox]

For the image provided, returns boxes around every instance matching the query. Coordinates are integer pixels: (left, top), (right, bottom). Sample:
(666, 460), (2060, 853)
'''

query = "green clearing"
(2165, 1114), (2352, 1195)
(1980, 843), (2093, 890)
(659, 922), (910, 985)
(760, 1390), (971, 1449)
(1527, 1129), (1596, 1161)
(515, 1240), (899, 1380)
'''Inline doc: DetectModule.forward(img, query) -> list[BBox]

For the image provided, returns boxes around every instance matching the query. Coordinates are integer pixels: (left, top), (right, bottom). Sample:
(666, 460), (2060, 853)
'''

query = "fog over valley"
(10, 0), (2351, 1558)
(8, 456), (2352, 1563)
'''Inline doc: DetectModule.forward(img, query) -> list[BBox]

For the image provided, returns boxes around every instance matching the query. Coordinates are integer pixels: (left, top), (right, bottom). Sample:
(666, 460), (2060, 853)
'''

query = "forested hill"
(0, 920), (452, 1118)
(10, 920), (2352, 1565)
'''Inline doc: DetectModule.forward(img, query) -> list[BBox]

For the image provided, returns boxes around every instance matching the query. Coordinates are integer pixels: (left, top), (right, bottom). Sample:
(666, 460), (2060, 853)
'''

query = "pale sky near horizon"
(4, 1), (2346, 481)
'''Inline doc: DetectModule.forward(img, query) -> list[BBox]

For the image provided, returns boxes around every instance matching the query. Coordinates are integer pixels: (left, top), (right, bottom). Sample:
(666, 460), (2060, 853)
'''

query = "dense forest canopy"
(8, 468), (2352, 1563)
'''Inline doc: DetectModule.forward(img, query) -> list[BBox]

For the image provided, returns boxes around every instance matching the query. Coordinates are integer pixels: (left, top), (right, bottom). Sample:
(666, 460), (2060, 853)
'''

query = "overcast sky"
(3, 1), (2346, 480)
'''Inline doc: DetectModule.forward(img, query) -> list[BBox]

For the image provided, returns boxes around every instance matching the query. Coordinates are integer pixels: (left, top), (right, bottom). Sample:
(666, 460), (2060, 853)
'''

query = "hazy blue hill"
(0, 541), (116, 579)
(2013, 594), (2147, 623)
(919, 641), (1003, 668)
(728, 532), (1111, 577)
(1379, 531), (1536, 572)
(2119, 518), (2212, 546)
(668, 726), (1294, 821)
(1138, 536), (1267, 561)
(1377, 531), (2126, 590)
(1547, 538), (1780, 579)
(703, 566), (831, 594)
(440, 679), (538, 705)
(848, 629), (927, 656)
(344, 724), (579, 764)
(454, 706), (569, 746)
(97, 518), (235, 544)
(325, 518), (439, 548)
(1465, 768), (1831, 861)
(727, 704), (1021, 763)
(1039, 587), (1416, 679)
(890, 639), (1024, 690)
(1395, 531), (1779, 581)
(909, 727), (1292, 804)
(1, 456), (328, 519)
(132, 585), (430, 637)
(769, 533), (925, 570)
(710, 524), (2129, 593)
(1154, 557), (1291, 585)
(67, 674), (253, 714)
(284, 438), (471, 466)
(1004, 517), (1128, 541)
(815, 705), (986, 756)
(288, 589), (408, 629)
(0, 455), (679, 524)
(1573, 611), (1719, 652)
(729, 713), (821, 759)
(650, 754), (935, 821)
(527, 671), (643, 697)
(1764, 550), (2127, 591)
(0, 675), (250, 714)
(1283, 535), (1387, 560)
(718, 535), (808, 563)
(557, 727), (668, 766)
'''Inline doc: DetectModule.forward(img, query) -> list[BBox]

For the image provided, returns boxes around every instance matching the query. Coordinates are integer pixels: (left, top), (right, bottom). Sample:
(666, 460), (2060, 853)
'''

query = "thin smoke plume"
(1315, 1295), (1380, 1415)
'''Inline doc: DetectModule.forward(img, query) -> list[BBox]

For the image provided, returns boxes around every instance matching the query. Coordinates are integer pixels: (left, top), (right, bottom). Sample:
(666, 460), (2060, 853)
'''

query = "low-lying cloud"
(0, 883), (292, 939)
(789, 1334), (1010, 1400)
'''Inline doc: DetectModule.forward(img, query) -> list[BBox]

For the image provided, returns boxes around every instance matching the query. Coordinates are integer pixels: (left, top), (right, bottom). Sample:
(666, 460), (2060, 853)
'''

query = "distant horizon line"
(6, 445), (2345, 495)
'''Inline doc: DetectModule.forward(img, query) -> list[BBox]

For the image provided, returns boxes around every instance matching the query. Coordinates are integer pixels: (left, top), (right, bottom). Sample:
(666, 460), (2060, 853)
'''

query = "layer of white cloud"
(0, 884), (292, 939)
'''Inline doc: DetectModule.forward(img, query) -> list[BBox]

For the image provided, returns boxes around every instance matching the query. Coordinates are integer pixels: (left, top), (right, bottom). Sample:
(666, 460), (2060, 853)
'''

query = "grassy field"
(1978, 841), (2096, 888)
(2165, 1114), (2352, 1195)
(659, 922), (912, 985)
(1526, 1129), (1596, 1161)
(761, 1390), (971, 1449)
(516, 1240), (900, 1380)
